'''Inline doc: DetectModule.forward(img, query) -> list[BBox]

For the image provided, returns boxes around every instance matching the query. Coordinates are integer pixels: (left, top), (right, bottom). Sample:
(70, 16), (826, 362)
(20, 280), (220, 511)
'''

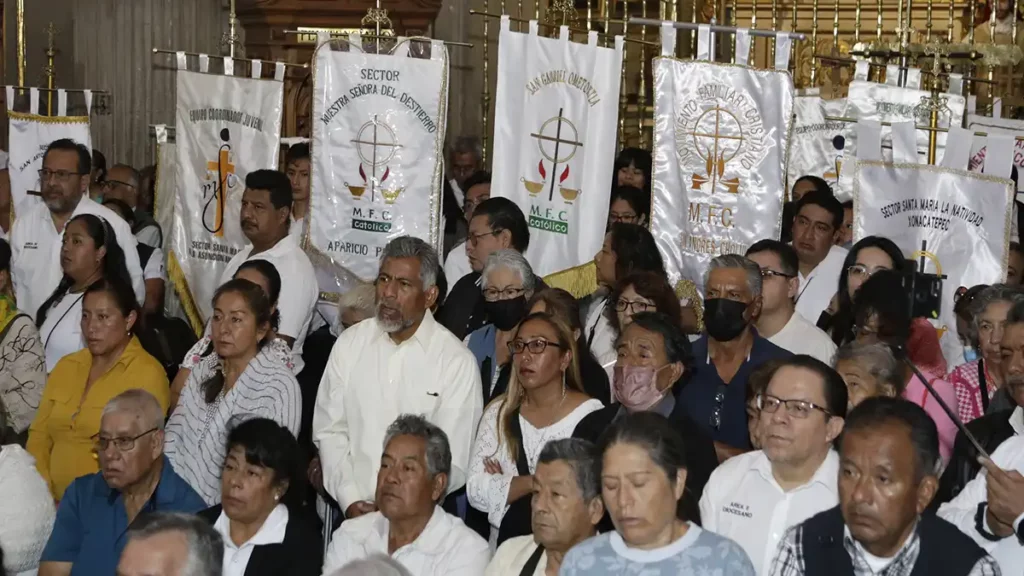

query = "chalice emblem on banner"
(345, 115), (406, 204)
(521, 108), (584, 204)
(688, 106), (743, 194)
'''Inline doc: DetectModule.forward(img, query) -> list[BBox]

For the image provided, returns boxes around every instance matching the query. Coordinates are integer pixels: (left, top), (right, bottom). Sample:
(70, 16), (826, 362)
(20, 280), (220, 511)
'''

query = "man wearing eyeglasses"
(746, 240), (837, 364)
(700, 354), (847, 576)
(102, 164), (163, 249)
(39, 390), (205, 576)
(790, 190), (848, 327)
(10, 139), (144, 318)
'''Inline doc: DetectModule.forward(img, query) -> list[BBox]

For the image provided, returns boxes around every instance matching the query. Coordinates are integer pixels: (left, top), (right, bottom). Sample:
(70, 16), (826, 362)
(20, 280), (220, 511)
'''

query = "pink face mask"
(613, 365), (668, 411)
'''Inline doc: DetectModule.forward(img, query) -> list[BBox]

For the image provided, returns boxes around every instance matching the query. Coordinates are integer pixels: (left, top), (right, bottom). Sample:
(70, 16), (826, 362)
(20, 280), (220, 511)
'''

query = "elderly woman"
(573, 312), (718, 526)
(467, 249), (538, 404)
(834, 341), (906, 410)
(28, 277), (169, 499)
(948, 284), (1024, 424)
(198, 418), (322, 576)
(526, 289), (610, 404)
(0, 397), (55, 576)
(468, 312), (603, 548)
(323, 415), (489, 576)
(165, 279), (301, 505)
(0, 239), (45, 441)
(560, 412), (756, 575)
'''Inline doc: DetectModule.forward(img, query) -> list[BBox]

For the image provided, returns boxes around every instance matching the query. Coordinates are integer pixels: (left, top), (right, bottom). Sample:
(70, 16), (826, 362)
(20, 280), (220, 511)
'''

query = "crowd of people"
(0, 137), (1021, 576)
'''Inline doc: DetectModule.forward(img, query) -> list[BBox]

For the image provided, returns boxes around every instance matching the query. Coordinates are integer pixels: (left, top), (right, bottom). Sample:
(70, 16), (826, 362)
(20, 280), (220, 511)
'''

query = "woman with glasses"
(165, 279), (301, 505)
(819, 235), (907, 345)
(606, 185), (650, 229)
(561, 412), (755, 576)
(27, 277), (169, 500)
(467, 250), (538, 406)
(849, 270), (959, 464)
(467, 312), (603, 549)
(198, 418), (322, 576)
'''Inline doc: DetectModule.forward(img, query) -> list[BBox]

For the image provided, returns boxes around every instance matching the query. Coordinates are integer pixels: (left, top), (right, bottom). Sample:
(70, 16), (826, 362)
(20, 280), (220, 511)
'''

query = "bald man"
(104, 164), (162, 248)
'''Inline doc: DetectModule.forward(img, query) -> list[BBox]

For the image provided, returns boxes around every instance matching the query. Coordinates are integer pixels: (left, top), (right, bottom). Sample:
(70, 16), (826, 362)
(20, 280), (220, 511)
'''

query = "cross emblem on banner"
(205, 147), (234, 237)
(530, 107), (583, 201)
(690, 107), (744, 193)
(351, 115), (402, 202)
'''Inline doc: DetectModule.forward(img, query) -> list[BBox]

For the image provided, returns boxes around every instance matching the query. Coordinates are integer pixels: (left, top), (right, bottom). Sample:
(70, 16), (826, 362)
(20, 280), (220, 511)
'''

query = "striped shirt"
(164, 347), (301, 505)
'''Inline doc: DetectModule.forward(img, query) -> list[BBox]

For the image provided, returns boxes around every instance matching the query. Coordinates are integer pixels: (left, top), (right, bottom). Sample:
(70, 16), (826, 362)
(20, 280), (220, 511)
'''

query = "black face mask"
(704, 298), (750, 342)
(485, 296), (528, 331)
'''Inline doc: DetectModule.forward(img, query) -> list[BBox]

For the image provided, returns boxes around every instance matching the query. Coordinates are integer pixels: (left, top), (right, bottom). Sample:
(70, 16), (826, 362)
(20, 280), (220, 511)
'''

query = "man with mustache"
(770, 397), (1000, 576)
(322, 414), (488, 575)
(314, 236), (482, 520)
(39, 390), (205, 576)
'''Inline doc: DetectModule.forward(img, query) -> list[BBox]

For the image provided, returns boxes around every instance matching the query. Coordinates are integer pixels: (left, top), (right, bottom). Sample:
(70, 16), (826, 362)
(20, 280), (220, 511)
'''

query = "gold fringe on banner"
(6, 110), (90, 125)
(675, 279), (704, 333)
(167, 251), (205, 337)
(154, 144), (165, 221)
(543, 261), (598, 299)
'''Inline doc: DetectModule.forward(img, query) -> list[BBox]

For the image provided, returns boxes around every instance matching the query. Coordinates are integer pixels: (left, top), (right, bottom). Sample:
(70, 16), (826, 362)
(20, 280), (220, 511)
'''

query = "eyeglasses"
(847, 264), (891, 280)
(38, 169), (86, 183)
(100, 179), (136, 190)
(508, 339), (563, 355)
(483, 286), (525, 301)
(93, 428), (159, 452)
(615, 299), (654, 313)
(709, 384), (727, 430)
(760, 269), (796, 280)
(468, 229), (502, 247)
(756, 393), (832, 419)
(608, 212), (639, 223)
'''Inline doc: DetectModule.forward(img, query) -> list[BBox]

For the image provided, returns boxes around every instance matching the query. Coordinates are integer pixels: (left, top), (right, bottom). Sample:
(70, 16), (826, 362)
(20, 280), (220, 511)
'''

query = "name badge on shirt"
(722, 501), (754, 519)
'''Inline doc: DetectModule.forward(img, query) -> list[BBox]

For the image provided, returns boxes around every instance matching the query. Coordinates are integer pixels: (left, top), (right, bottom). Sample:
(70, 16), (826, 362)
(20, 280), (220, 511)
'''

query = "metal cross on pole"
(530, 107), (584, 202)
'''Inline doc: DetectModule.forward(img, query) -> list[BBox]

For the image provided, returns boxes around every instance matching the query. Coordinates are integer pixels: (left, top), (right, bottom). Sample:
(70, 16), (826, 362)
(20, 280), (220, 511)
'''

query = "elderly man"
(39, 390), (205, 576)
(790, 190), (848, 324)
(116, 512), (223, 576)
(681, 254), (791, 456)
(746, 240), (836, 363)
(314, 236), (483, 519)
(485, 438), (604, 576)
(771, 397), (1000, 576)
(102, 163), (162, 248)
(10, 139), (144, 316)
(322, 414), (489, 575)
(700, 354), (847, 575)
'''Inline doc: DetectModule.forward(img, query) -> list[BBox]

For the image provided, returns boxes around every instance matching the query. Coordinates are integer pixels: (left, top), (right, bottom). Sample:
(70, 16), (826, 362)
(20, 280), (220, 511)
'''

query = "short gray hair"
(481, 249), (536, 293)
(330, 555), (412, 576)
(971, 284), (1024, 341)
(126, 512), (223, 576)
(537, 438), (600, 500)
(338, 281), (376, 317)
(703, 253), (763, 298)
(451, 136), (483, 162)
(834, 341), (905, 396)
(379, 236), (439, 289)
(102, 389), (165, 431)
(383, 414), (452, 480)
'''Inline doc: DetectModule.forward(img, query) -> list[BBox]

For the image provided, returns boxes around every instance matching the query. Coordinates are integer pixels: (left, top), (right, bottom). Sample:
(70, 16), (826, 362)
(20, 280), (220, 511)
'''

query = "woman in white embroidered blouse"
(165, 278), (301, 505)
(467, 311), (603, 549)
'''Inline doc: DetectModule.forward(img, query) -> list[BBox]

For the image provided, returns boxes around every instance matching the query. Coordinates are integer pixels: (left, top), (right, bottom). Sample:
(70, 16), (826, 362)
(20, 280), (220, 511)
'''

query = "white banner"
(838, 81), (966, 200)
(652, 34), (794, 292)
(491, 18), (623, 276)
(854, 161), (1012, 362)
(787, 95), (848, 193)
(170, 69), (283, 329)
(6, 87), (92, 212)
(309, 38), (447, 282)
(967, 114), (1024, 194)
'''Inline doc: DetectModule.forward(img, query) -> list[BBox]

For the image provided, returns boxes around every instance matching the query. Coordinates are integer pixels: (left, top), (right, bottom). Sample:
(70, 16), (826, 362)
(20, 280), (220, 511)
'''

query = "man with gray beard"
(313, 236), (483, 520)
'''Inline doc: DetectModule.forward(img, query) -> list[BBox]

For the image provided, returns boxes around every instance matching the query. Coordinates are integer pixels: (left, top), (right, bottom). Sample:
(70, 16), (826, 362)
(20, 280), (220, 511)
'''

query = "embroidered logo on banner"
(202, 128), (236, 237)
(344, 116), (405, 234)
(522, 108), (585, 236)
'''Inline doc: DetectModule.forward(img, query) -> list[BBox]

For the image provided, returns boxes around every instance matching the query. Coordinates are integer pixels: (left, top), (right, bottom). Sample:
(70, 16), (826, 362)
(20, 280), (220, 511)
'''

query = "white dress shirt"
(443, 241), (472, 297)
(214, 504), (288, 576)
(322, 506), (490, 576)
(143, 248), (166, 281)
(938, 434), (1024, 574)
(584, 296), (617, 382)
(794, 245), (847, 327)
(39, 292), (85, 373)
(10, 196), (144, 317)
(220, 234), (318, 375)
(767, 311), (837, 364)
(699, 449), (840, 575)
(289, 215), (305, 240)
(485, 535), (545, 576)
(313, 312), (483, 510)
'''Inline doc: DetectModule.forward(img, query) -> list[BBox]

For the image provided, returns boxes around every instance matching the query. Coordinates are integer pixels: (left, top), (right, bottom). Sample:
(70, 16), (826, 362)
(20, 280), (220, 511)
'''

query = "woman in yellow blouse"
(27, 277), (169, 500)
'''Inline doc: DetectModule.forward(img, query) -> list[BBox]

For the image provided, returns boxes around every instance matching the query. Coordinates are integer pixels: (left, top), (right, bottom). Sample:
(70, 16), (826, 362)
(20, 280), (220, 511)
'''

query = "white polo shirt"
(219, 234), (318, 375)
(10, 196), (144, 317)
(213, 504), (288, 576)
(322, 506), (490, 576)
(699, 449), (840, 576)
(443, 241), (472, 297)
(767, 311), (837, 364)
(794, 244), (848, 327)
